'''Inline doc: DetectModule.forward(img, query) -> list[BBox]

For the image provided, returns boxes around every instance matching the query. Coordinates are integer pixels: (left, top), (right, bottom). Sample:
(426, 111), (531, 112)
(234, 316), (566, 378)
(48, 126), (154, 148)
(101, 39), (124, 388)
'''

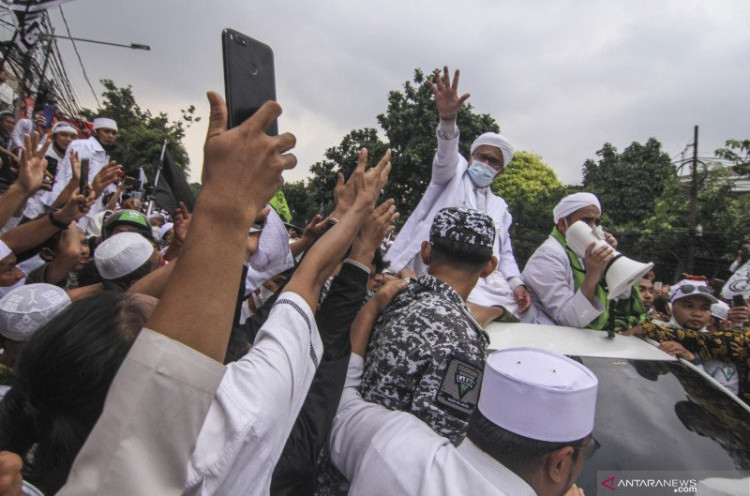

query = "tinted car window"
(575, 357), (750, 493)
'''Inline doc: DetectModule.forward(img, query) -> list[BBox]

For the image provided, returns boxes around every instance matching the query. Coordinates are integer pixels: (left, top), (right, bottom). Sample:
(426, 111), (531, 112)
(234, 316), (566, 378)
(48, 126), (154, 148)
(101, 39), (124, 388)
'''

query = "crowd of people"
(0, 67), (745, 495)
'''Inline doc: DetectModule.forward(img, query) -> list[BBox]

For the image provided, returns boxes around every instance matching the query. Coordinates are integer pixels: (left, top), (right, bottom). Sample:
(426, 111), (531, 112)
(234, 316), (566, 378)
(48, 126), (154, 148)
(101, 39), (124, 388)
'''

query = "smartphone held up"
(222, 28), (277, 134)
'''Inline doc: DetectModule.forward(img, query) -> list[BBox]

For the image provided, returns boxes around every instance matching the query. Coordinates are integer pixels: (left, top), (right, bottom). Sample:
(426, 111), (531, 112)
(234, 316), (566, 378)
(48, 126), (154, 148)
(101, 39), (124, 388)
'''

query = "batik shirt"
(360, 273), (489, 445)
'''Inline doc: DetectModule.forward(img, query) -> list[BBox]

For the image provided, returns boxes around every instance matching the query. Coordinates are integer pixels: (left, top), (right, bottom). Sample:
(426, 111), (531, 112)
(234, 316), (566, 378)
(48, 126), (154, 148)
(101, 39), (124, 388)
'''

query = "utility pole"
(687, 125), (698, 274)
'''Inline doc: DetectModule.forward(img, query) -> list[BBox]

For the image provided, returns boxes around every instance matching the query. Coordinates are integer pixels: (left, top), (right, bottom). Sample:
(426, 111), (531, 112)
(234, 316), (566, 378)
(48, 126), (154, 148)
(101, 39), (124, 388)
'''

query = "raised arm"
(144, 92), (296, 363)
(0, 132), (49, 227)
(426, 66), (470, 185)
(284, 148), (392, 310)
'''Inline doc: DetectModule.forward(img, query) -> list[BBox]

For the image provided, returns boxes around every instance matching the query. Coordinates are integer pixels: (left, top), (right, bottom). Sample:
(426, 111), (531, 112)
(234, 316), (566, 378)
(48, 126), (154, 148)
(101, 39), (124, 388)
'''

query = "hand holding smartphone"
(79, 158), (89, 195)
(222, 28), (277, 134)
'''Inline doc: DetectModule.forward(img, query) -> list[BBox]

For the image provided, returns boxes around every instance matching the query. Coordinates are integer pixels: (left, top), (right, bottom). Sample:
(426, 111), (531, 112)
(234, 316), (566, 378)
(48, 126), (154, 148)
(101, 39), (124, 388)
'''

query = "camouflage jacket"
(360, 273), (488, 445)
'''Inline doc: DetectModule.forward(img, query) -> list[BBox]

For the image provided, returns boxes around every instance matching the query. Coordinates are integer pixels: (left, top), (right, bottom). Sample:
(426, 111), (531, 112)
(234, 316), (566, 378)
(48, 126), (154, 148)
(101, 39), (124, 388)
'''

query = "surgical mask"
(253, 285), (275, 309)
(467, 161), (496, 188)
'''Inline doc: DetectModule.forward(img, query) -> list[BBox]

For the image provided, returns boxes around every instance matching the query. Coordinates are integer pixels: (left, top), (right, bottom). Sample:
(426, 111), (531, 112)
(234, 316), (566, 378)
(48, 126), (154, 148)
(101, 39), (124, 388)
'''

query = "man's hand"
(351, 148), (391, 210)
(331, 171), (355, 219)
(350, 277), (408, 357)
(0, 451), (22, 496)
(426, 66), (470, 121)
(172, 201), (192, 245)
(16, 132), (50, 194)
(513, 285), (531, 314)
(603, 231), (618, 250)
(90, 160), (123, 197)
(201, 92), (296, 223)
(56, 192), (94, 223)
(350, 198), (399, 263)
(659, 340), (695, 361)
(583, 242), (614, 281)
(727, 305), (749, 326)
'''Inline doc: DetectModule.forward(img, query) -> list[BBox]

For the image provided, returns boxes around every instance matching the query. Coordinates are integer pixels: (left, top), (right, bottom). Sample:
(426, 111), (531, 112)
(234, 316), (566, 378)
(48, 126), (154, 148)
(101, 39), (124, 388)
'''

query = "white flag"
(722, 260), (750, 298)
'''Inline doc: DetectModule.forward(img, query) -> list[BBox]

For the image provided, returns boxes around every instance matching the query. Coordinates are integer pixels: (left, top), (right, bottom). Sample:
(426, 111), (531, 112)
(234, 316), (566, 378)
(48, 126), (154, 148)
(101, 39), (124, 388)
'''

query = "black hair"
(101, 257), (154, 291)
(466, 409), (583, 476)
(653, 295), (670, 316)
(372, 247), (388, 274)
(430, 238), (491, 273)
(0, 292), (148, 494)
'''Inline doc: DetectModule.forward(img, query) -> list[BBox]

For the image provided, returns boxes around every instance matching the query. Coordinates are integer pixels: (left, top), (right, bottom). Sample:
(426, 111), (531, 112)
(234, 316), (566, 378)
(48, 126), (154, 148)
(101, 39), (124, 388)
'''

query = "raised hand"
(91, 160), (123, 197)
(201, 92), (296, 224)
(16, 132), (51, 194)
(426, 66), (471, 120)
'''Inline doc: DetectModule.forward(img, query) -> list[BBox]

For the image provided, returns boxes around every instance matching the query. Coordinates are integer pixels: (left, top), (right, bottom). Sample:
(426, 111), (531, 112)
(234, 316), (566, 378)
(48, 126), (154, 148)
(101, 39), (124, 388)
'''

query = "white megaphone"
(565, 220), (654, 299)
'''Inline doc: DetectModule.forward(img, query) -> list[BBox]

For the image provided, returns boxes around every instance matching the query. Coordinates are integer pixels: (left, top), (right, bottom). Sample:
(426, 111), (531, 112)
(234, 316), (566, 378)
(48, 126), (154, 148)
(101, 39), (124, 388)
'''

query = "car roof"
(486, 322), (676, 361)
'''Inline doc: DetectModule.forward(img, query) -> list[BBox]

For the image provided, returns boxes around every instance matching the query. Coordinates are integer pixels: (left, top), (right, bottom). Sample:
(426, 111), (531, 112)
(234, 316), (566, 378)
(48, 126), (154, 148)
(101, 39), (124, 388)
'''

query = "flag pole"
(146, 139), (168, 216)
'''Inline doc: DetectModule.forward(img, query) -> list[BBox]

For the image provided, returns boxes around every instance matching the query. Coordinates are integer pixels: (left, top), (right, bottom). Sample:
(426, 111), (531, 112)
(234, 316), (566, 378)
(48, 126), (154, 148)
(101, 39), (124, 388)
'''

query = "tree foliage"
(715, 139), (750, 175)
(80, 79), (198, 180)
(291, 69), (500, 225)
(582, 138), (675, 227)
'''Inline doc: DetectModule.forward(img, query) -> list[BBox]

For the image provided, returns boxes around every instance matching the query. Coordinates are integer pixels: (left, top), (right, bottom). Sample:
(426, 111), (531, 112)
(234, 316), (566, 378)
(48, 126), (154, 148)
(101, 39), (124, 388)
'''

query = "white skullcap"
(0, 283), (71, 341)
(52, 122), (78, 135)
(148, 211), (166, 222)
(95, 232), (153, 280)
(470, 133), (515, 168)
(159, 222), (174, 241)
(0, 241), (12, 261)
(670, 279), (719, 304)
(93, 117), (118, 131)
(711, 301), (730, 320)
(553, 193), (601, 223)
(479, 347), (598, 442)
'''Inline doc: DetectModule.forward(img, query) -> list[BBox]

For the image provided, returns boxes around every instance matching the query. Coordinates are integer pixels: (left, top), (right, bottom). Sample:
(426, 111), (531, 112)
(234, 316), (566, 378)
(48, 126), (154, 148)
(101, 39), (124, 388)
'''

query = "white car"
(486, 322), (750, 496)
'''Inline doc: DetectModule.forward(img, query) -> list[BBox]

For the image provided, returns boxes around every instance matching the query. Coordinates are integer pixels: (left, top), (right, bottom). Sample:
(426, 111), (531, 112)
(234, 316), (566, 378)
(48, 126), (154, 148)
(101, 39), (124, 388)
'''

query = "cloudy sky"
(33, 0), (750, 185)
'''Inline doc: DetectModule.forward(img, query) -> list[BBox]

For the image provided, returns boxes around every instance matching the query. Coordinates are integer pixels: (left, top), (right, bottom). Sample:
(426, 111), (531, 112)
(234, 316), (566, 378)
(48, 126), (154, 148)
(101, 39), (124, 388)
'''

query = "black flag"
(154, 147), (195, 213)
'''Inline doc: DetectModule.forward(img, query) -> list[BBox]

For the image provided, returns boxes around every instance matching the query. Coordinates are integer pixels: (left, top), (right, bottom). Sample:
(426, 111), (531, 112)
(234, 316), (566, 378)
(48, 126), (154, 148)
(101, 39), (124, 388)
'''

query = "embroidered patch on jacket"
(436, 356), (483, 415)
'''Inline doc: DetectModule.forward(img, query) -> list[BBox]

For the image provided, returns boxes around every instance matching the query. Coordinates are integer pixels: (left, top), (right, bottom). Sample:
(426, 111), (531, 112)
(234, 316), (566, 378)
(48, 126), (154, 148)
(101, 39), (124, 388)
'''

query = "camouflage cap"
(430, 207), (495, 251)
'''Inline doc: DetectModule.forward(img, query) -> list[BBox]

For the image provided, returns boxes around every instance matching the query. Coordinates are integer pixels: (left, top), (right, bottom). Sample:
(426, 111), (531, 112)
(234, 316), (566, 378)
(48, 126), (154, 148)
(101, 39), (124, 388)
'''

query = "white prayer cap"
(92, 117), (118, 131)
(553, 193), (601, 223)
(478, 347), (598, 442)
(0, 241), (12, 261)
(52, 122), (78, 135)
(148, 211), (166, 222)
(470, 133), (515, 168)
(711, 301), (730, 320)
(94, 232), (154, 280)
(0, 283), (71, 341)
(159, 222), (174, 241)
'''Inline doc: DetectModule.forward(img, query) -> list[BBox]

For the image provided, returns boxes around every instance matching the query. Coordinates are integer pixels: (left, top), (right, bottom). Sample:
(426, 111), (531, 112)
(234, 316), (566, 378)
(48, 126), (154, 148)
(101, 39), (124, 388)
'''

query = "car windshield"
(575, 356), (750, 494)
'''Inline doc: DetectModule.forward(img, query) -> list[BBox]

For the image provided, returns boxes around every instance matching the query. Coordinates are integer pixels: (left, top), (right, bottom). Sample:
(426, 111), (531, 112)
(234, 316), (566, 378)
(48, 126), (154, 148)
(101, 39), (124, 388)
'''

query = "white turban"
(0, 283), (71, 341)
(553, 193), (601, 223)
(52, 122), (79, 135)
(470, 133), (515, 168)
(93, 117), (118, 131)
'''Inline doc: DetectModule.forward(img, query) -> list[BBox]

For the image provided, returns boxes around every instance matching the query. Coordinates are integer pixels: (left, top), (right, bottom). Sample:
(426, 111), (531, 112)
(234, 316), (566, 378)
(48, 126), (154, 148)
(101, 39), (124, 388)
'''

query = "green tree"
(715, 139), (750, 175)
(80, 79), (199, 180)
(635, 166), (750, 281)
(490, 151), (566, 267)
(582, 138), (675, 227)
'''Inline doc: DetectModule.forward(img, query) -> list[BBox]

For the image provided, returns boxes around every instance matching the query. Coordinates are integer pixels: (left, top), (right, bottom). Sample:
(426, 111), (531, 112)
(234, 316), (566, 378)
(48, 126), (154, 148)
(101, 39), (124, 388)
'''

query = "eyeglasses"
(673, 284), (713, 299)
(472, 151), (504, 171)
(573, 436), (600, 460)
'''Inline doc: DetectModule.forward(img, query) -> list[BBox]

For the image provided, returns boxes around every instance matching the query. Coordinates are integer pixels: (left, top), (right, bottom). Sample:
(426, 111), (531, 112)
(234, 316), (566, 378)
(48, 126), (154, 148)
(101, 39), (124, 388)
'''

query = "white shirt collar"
(456, 439), (536, 496)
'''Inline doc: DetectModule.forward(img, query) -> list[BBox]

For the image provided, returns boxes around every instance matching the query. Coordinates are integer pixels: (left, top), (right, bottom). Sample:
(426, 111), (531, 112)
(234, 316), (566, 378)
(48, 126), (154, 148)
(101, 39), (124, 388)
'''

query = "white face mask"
(253, 285), (275, 309)
(467, 160), (497, 188)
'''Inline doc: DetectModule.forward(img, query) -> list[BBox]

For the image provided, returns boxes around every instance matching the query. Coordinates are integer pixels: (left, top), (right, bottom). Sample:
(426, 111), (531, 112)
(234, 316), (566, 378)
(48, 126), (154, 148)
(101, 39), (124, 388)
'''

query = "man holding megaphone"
(522, 192), (649, 332)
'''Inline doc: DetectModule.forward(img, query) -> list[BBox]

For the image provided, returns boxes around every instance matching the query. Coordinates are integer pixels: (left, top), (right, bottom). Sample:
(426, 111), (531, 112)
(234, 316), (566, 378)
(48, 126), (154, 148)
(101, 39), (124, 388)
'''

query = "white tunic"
(330, 354), (536, 496)
(184, 291), (323, 495)
(385, 122), (523, 312)
(522, 235), (603, 328)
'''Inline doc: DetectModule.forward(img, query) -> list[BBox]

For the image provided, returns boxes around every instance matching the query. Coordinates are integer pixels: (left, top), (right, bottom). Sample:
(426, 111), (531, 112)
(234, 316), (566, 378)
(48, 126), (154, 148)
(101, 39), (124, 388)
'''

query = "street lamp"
(42, 34), (150, 51)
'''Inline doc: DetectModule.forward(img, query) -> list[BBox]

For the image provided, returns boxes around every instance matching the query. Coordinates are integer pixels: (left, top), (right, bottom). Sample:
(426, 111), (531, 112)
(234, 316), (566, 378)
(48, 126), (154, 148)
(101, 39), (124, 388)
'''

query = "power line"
(57, 5), (98, 107)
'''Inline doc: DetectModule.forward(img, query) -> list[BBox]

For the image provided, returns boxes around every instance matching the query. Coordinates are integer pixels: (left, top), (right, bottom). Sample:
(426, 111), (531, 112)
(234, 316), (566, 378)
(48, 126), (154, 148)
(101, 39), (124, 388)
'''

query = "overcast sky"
(35, 0), (750, 185)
